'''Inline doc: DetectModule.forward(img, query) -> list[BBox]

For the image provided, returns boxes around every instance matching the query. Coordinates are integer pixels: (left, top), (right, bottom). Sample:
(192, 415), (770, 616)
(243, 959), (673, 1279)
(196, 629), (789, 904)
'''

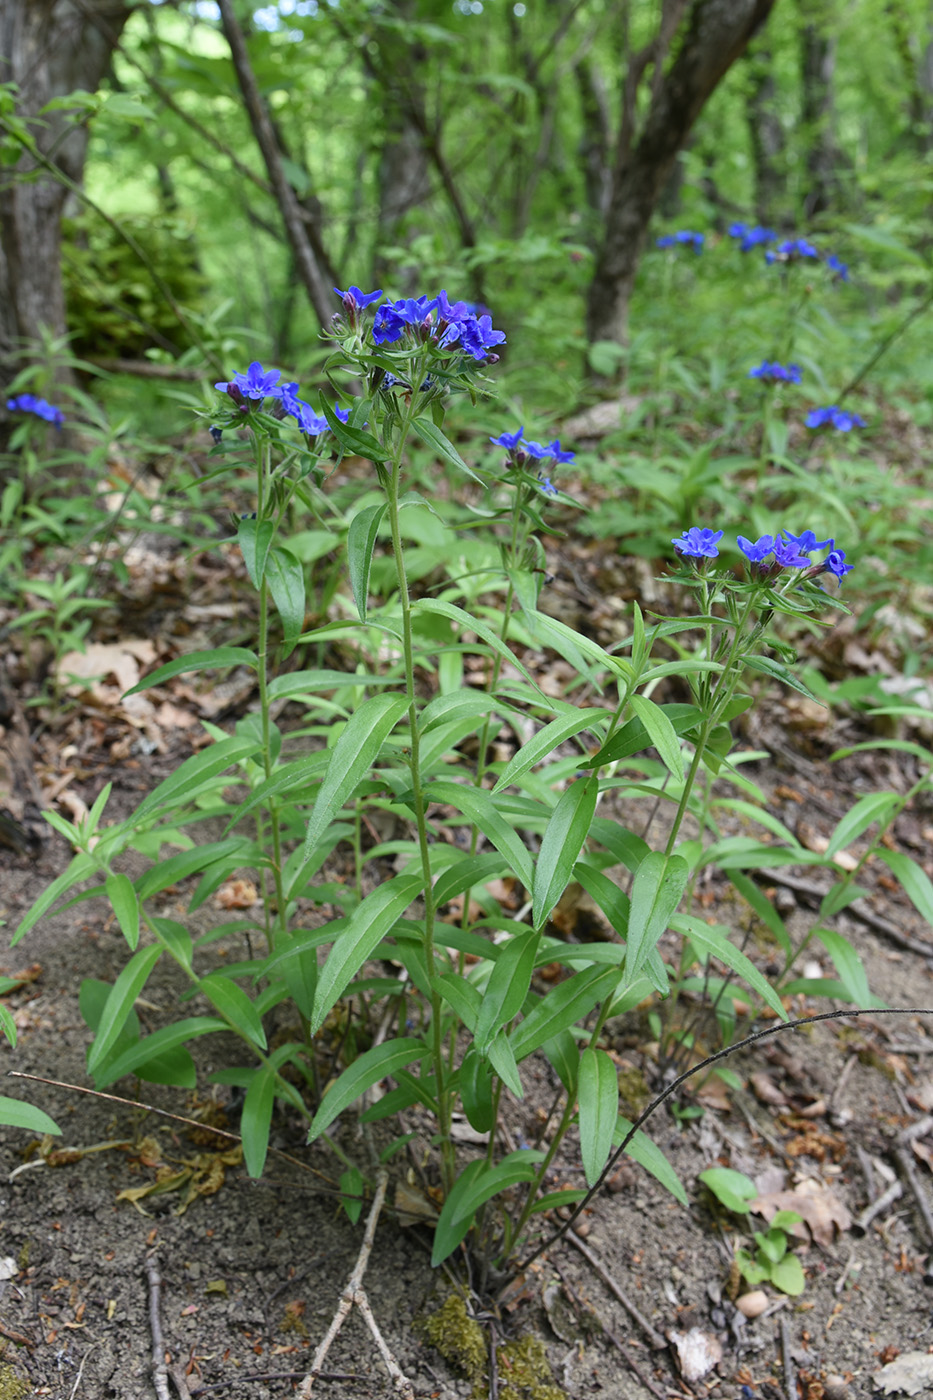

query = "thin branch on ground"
(553, 1260), (668, 1400)
(146, 1255), (172, 1400)
(67, 1343), (98, 1400)
(296, 1170), (414, 1399)
(566, 1229), (667, 1350)
(780, 1314), (796, 1400)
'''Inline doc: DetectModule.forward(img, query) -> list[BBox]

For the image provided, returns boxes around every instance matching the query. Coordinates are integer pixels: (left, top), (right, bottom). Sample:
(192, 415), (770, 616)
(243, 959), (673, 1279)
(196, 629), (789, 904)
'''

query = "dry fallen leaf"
(669, 1327), (722, 1381)
(750, 1071), (788, 1107)
(873, 1352), (933, 1396)
(751, 1177), (851, 1247)
(214, 879), (259, 910)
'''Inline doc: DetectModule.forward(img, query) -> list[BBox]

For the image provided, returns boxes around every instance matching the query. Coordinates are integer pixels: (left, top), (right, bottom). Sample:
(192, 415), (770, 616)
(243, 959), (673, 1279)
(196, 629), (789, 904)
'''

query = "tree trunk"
(216, 0), (337, 332)
(798, 0), (839, 219)
(371, 0), (431, 291)
(746, 41), (788, 224)
(0, 0), (132, 379)
(585, 0), (777, 364)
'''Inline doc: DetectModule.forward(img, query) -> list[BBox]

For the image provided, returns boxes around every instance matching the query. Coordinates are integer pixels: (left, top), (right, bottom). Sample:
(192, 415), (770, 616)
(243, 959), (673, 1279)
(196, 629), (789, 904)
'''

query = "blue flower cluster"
(748, 361), (802, 385)
(214, 362), (336, 436)
(673, 525), (852, 578)
(335, 286), (505, 362)
(490, 426), (575, 497)
(656, 231), (704, 252)
(765, 238), (820, 265)
(728, 223), (776, 251)
(806, 405), (865, 432)
(6, 393), (64, 426)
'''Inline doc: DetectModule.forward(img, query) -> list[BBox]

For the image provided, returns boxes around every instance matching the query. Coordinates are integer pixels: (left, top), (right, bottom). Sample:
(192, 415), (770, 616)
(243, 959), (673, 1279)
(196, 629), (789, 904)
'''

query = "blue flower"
(826, 255), (849, 283)
(657, 230), (704, 252)
(215, 362), (283, 401)
(771, 537), (812, 568)
(6, 393), (64, 426)
(672, 527), (723, 559)
(765, 238), (819, 265)
(781, 528), (834, 554)
(823, 548), (853, 577)
(333, 402), (350, 423)
(741, 226), (777, 251)
(209, 425), (223, 444)
(728, 222), (749, 239)
(538, 475), (558, 497)
(458, 313), (507, 361)
(490, 427), (524, 451)
(522, 440), (551, 460)
(748, 361), (802, 385)
(540, 438), (575, 466)
(737, 534), (776, 563)
(806, 405), (865, 432)
(334, 285), (383, 310)
(294, 402), (329, 435)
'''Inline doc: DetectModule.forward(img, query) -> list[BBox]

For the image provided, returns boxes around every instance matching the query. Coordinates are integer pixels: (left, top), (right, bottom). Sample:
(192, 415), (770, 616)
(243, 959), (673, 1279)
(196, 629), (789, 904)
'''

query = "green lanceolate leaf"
(347, 502), (388, 622)
(428, 780), (534, 891)
(0, 1097), (61, 1136)
(87, 944), (162, 1075)
(265, 545), (306, 657)
(826, 791), (899, 859)
(432, 1153), (541, 1266)
(411, 415), (482, 482)
(627, 694), (686, 779)
(414, 598), (543, 697)
(105, 872), (139, 951)
(459, 1047), (496, 1133)
(818, 927), (876, 1006)
(587, 703), (703, 767)
(614, 1117), (687, 1204)
(96, 1017), (227, 1086)
(302, 692), (409, 862)
(241, 1065), (276, 1177)
(311, 872), (425, 1034)
(494, 709), (613, 793)
(511, 965), (621, 1062)
(877, 848), (933, 925)
(199, 974), (268, 1049)
(307, 1037), (425, 1141)
(135, 734), (260, 822)
(238, 515), (276, 589)
(626, 852), (689, 982)
(671, 914), (786, 1019)
(532, 779), (597, 928)
(124, 648), (259, 697)
(578, 1047), (618, 1188)
(13, 851), (97, 946)
(319, 397), (390, 461)
(475, 928), (540, 1050)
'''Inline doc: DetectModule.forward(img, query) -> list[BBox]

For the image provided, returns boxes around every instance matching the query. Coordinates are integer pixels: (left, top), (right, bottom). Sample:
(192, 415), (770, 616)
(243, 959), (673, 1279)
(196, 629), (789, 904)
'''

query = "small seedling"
(699, 1167), (805, 1296)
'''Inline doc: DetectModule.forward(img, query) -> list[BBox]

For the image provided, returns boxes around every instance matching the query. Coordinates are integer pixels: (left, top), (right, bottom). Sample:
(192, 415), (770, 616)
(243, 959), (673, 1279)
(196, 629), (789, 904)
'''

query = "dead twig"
(296, 1170), (414, 1399)
(780, 1314), (796, 1400)
(852, 1178), (903, 1236)
(566, 1229), (667, 1350)
(146, 1255), (172, 1400)
(552, 1259), (670, 1400)
(67, 1342), (99, 1400)
(892, 1135), (933, 1282)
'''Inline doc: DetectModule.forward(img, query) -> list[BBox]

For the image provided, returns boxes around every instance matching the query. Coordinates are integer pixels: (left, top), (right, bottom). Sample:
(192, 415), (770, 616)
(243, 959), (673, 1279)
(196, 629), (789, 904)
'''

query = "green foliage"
(701, 1167), (806, 1296)
(61, 210), (206, 360)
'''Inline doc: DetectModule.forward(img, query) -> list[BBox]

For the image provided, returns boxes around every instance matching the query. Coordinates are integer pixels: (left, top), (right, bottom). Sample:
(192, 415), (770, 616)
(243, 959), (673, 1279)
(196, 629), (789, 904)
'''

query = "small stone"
(822, 1375), (850, 1400)
(735, 1289), (769, 1319)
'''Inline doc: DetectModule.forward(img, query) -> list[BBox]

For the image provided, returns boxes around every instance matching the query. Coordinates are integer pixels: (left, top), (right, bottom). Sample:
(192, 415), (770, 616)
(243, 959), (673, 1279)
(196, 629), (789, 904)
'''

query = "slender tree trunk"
(371, 1), (431, 291)
(798, 0), (839, 219)
(0, 0), (132, 378)
(585, 0), (777, 365)
(576, 57), (612, 234)
(746, 41), (788, 224)
(216, 0), (336, 331)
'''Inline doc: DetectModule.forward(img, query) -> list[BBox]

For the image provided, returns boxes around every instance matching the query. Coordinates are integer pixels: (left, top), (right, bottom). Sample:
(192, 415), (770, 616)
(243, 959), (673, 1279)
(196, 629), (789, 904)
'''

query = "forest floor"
(1, 455), (933, 1400)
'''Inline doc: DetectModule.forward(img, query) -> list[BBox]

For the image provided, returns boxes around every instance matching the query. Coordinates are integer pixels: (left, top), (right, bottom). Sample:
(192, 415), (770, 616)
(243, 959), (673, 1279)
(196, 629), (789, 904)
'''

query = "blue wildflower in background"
(491, 427), (574, 496)
(657, 230), (704, 252)
(6, 393), (65, 426)
(806, 405), (866, 432)
(826, 255), (849, 283)
(766, 238), (819, 265)
(729, 223), (777, 251)
(748, 361), (803, 385)
(672, 526), (723, 558)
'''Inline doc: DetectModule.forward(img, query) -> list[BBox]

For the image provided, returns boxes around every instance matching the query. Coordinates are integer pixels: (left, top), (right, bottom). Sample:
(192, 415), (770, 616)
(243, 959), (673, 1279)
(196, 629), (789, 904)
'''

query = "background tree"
(0, 0), (134, 379)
